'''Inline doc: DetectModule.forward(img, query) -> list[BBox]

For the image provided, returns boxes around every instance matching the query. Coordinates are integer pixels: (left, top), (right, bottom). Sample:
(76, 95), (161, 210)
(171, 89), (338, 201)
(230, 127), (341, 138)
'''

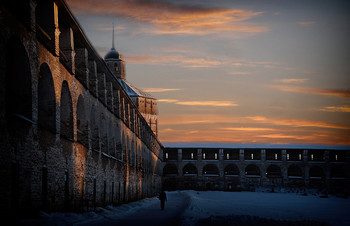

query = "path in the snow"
(77, 191), (190, 226)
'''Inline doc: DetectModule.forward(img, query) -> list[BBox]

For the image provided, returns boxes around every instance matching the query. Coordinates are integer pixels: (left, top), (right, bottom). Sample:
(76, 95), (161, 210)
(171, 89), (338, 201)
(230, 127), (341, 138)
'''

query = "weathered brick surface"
(0, 1), (163, 217)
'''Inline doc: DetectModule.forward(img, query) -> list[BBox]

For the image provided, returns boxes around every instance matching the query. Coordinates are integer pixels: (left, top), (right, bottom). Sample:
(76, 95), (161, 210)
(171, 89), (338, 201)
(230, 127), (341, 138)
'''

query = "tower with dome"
(104, 27), (158, 136)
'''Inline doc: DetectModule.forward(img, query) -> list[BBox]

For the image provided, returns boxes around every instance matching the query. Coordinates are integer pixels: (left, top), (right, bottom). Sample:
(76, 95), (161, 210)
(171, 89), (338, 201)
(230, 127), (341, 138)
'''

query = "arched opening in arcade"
(266, 165), (281, 178)
(245, 165), (260, 177)
(100, 113), (108, 153)
(108, 121), (116, 157)
(90, 106), (99, 152)
(309, 166), (325, 188)
(60, 81), (73, 140)
(203, 164), (219, 176)
(288, 165), (303, 178)
(163, 164), (178, 176)
(330, 166), (346, 194)
(5, 36), (32, 133)
(76, 95), (88, 147)
(309, 166), (324, 179)
(224, 164), (240, 176)
(38, 63), (56, 133)
(183, 164), (198, 175)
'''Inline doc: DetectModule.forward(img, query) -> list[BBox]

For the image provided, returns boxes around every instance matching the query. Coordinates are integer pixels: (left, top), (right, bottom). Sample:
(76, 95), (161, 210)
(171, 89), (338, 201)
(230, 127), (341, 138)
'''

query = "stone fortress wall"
(163, 147), (350, 194)
(0, 0), (163, 217)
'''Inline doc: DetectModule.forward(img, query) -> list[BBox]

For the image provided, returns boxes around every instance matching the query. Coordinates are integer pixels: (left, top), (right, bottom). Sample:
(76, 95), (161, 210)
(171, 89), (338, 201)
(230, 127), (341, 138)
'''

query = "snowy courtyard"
(20, 191), (350, 226)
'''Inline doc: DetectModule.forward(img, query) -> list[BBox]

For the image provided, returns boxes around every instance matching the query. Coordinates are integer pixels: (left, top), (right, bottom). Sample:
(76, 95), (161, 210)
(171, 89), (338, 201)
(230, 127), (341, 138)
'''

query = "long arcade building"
(0, 0), (163, 217)
(163, 146), (350, 194)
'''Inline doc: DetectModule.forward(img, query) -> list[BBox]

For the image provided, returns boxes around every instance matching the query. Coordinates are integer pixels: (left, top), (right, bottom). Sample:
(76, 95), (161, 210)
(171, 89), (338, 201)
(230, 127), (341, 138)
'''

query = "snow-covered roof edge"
(118, 79), (155, 99)
(163, 142), (350, 150)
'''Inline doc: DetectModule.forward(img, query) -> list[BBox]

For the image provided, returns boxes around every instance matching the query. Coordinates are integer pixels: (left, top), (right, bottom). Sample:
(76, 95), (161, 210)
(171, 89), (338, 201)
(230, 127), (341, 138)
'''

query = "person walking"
(159, 190), (167, 210)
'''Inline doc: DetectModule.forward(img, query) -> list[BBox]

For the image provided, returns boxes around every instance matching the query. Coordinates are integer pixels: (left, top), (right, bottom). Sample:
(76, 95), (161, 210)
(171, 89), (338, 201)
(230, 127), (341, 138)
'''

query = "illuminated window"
(215, 153), (218, 159)
(165, 153), (168, 159)
(203, 153), (206, 159)
(275, 153), (278, 160)
(335, 154), (338, 161)
(287, 154), (290, 160)
(311, 154), (314, 160)
(299, 154), (302, 160)
(251, 153), (254, 160)
(227, 153), (230, 159)
(191, 153), (194, 159)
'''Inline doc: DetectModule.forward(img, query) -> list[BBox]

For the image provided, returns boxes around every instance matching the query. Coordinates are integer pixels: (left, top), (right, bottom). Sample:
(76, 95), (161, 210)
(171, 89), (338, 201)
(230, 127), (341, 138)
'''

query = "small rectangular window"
(311, 154), (314, 160)
(165, 153), (168, 159)
(191, 153), (194, 159)
(215, 153), (218, 159)
(203, 153), (206, 159)
(287, 154), (289, 160)
(335, 154), (338, 161)
(299, 154), (302, 160)
(227, 153), (229, 159)
(275, 153), (278, 160)
(251, 153), (254, 160)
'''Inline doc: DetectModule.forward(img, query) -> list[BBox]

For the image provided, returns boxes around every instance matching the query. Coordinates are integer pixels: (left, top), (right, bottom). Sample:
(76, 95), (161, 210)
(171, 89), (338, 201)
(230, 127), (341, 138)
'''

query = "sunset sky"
(66, 0), (350, 145)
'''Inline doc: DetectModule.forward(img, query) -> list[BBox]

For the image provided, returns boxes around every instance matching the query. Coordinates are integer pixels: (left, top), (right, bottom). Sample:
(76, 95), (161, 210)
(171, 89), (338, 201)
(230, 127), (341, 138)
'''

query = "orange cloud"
(247, 115), (350, 130)
(158, 100), (237, 107)
(142, 88), (181, 93)
(158, 113), (350, 144)
(158, 127), (350, 145)
(126, 54), (221, 68)
(257, 134), (312, 139)
(158, 114), (350, 144)
(67, 0), (268, 36)
(221, 127), (276, 131)
(298, 21), (315, 26)
(229, 71), (250, 75)
(159, 114), (242, 125)
(270, 85), (350, 98)
(231, 59), (277, 68)
(278, 78), (309, 84)
(175, 101), (238, 107)
(317, 105), (350, 113)
(246, 116), (267, 121)
(158, 99), (179, 103)
(160, 128), (175, 133)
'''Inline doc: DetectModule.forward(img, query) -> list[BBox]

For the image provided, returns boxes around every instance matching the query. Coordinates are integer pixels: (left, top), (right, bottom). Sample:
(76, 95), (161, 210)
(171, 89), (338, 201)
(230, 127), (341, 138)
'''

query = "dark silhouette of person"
(159, 190), (167, 210)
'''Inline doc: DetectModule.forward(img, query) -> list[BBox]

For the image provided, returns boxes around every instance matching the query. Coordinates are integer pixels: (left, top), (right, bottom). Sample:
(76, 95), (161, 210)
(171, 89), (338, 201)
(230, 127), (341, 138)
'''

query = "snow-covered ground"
(20, 191), (350, 226)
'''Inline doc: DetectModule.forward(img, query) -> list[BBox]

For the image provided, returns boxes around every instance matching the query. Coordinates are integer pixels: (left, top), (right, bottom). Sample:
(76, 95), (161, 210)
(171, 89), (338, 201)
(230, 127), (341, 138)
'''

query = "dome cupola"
(104, 48), (120, 60)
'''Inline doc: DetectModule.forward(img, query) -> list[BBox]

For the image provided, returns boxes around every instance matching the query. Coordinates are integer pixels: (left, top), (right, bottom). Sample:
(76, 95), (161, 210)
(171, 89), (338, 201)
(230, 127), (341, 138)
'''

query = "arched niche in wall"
(5, 36), (32, 131)
(77, 95), (88, 147)
(38, 63), (56, 133)
(60, 81), (73, 140)
(183, 163), (198, 175)
(108, 121), (115, 157)
(266, 165), (281, 178)
(224, 164), (240, 176)
(121, 132), (126, 162)
(288, 165), (303, 178)
(309, 166), (324, 179)
(245, 164), (260, 177)
(90, 105), (99, 151)
(163, 164), (178, 176)
(203, 164), (219, 176)
(100, 113), (107, 153)
(331, 166), (346, 179)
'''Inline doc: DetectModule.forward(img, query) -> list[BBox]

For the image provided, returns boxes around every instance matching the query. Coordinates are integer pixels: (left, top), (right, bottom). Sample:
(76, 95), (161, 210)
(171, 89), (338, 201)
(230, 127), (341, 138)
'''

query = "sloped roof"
(118, 78), (155, 99)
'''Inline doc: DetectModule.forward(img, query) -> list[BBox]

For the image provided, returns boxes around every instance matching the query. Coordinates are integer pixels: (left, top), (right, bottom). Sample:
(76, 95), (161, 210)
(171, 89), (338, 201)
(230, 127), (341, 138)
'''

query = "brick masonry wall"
(0, 1), (163, 217)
